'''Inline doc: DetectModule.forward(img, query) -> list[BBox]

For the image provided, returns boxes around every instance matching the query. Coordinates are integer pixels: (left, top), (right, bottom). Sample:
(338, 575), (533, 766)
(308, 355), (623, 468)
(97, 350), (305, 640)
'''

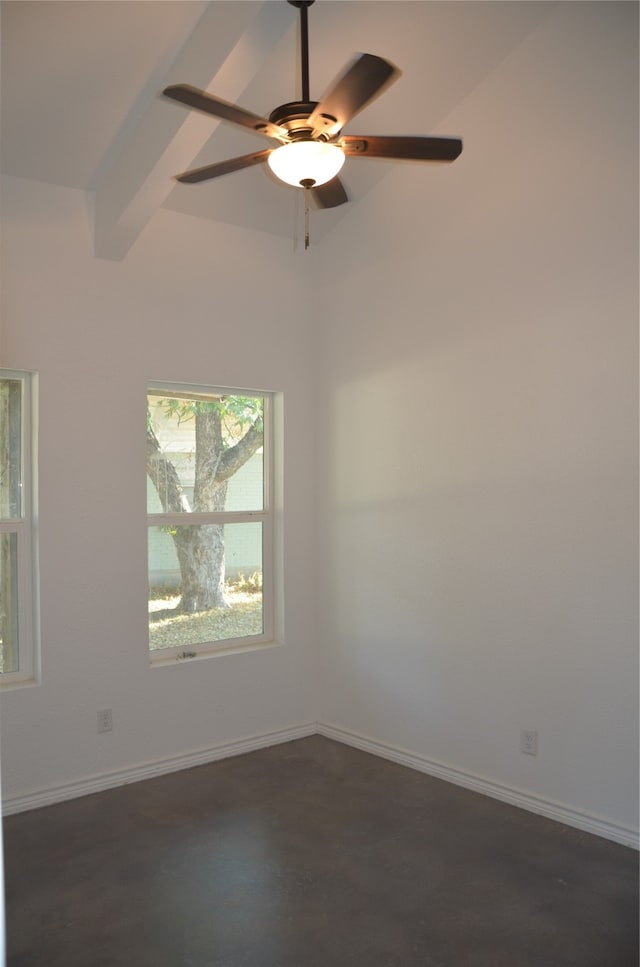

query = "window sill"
(149, 637), (283, 667)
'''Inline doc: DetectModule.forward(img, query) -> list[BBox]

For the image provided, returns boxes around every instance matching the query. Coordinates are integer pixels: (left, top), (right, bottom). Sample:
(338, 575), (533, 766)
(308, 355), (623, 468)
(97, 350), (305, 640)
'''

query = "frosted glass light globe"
(268, 141), (345, 188)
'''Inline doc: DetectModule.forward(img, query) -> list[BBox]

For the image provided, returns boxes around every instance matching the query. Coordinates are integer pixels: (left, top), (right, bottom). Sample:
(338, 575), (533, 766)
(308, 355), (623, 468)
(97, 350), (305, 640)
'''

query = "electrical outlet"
(97, 708), (113, 733)
(520, 728), (538, 756)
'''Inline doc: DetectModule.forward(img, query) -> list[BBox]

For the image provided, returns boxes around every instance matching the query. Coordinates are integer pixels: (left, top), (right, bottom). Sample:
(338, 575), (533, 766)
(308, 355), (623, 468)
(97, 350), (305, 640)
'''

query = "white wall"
(315, 2), (639, 838)
(0, 175), (318, 800)
(0, 1), (637, 846)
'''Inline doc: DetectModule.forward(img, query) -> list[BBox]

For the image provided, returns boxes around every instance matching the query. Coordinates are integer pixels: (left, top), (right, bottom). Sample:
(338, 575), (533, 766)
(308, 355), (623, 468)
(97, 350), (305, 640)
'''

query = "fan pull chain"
(292, 188), (300, 251)
(304, 188), (310, 250)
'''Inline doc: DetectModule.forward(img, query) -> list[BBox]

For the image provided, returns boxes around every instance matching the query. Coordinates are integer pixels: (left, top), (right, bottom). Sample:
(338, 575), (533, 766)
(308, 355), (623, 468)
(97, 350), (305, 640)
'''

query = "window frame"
(146, 381), (274, 663)
(0, 370), (39, 687)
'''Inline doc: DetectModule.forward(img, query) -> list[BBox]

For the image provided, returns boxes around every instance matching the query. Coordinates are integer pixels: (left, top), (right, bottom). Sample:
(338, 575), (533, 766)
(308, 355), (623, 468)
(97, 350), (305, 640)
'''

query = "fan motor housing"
(269, 101), (337, 141)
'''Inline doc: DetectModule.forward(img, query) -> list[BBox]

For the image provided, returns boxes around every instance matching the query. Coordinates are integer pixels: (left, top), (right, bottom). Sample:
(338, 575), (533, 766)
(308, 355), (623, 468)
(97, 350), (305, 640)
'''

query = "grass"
(148, 587), (263, 651)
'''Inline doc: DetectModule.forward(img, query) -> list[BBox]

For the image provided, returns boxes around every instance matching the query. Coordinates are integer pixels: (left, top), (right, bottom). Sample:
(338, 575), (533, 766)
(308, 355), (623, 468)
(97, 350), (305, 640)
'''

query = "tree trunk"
(147, 399), (263, 614)
(176, 407), (230, 610)
(173, 518), (228, 612)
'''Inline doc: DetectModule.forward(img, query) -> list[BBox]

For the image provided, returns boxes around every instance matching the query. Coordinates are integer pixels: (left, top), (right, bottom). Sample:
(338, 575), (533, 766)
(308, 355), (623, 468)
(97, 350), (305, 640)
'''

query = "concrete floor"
(4, 735), (638, 967)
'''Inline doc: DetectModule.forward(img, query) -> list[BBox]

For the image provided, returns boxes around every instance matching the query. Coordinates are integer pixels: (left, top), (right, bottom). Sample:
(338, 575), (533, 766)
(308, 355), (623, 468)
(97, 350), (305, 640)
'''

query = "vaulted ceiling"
(1, 1), (553, 257)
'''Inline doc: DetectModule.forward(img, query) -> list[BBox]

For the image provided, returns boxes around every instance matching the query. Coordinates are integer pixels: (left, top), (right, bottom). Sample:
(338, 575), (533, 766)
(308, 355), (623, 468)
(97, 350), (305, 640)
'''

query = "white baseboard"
(317, 722), (640, 850)
(4, 719), (637, 851)
(1, 721), (316, 817)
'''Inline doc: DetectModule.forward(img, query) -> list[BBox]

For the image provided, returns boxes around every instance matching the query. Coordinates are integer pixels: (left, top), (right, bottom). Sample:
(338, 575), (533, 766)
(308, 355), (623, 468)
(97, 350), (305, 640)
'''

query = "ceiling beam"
(93, 1), (295, 261)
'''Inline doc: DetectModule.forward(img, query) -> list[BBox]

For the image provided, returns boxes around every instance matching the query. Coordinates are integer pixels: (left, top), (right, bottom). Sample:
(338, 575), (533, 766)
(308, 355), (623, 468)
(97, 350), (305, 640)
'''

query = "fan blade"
(308, 54), (399, 139)
(340, 135), (463, 162)
(311, 177), (349, 209)
(174, 149), (272, 184)
(163, 84), (288, 142)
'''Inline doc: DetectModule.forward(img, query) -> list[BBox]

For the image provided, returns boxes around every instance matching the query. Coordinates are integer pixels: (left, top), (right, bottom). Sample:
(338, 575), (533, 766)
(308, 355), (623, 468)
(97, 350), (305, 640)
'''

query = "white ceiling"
(1, 0), (553, 255)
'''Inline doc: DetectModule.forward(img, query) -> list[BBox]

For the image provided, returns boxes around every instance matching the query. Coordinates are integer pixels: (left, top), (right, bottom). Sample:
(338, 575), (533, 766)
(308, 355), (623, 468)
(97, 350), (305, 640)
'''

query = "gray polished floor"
(4, 735), (638, 967)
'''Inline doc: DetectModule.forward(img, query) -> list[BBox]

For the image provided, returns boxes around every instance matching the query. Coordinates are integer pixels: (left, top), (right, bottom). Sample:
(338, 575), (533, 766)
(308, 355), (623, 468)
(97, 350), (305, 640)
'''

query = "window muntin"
(0, 371), (38, 685)
(146, 385), (272, 661)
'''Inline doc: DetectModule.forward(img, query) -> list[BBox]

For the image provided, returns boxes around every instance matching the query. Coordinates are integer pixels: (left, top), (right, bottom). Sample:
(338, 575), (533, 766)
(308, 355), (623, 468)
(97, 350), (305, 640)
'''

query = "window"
(0, 371), (38, 685)
(146, 384), (273, 661)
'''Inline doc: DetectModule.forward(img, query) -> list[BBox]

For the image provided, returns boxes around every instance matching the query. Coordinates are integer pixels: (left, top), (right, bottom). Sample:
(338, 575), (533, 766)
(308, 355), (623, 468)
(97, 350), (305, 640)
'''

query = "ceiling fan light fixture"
(267, 140), (345, 188)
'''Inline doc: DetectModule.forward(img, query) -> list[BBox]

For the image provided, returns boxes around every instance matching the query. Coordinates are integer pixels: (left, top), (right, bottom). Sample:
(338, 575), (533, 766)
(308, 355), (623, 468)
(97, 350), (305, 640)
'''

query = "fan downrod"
(288, 0), (315, 102)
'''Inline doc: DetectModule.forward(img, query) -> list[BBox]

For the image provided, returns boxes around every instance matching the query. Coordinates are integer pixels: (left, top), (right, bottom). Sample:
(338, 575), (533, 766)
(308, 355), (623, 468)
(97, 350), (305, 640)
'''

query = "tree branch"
(146, 424), (188, 513)
(216, 420), (263, 483)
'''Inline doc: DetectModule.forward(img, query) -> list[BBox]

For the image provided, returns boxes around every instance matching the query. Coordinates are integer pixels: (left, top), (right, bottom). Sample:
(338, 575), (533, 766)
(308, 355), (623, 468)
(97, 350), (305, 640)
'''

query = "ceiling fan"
(163, 0), (462, 228)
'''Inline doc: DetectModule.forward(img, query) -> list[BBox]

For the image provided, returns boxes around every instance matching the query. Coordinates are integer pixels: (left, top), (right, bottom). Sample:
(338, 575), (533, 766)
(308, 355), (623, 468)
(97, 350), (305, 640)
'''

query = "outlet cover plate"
(520, 728), (538, 755)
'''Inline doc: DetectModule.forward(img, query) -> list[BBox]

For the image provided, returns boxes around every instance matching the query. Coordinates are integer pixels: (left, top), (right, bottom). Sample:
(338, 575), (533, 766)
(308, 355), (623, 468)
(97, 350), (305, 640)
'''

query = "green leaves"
(156, 395), (263, 444)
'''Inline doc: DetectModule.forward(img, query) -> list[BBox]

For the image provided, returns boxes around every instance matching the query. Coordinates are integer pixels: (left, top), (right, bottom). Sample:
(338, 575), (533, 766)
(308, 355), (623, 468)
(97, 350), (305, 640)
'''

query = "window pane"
(148, 522), (263, 652)
(0, 532), (19, 674)
(147, 392), (264, 514)
(0, 379), (22, 519)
